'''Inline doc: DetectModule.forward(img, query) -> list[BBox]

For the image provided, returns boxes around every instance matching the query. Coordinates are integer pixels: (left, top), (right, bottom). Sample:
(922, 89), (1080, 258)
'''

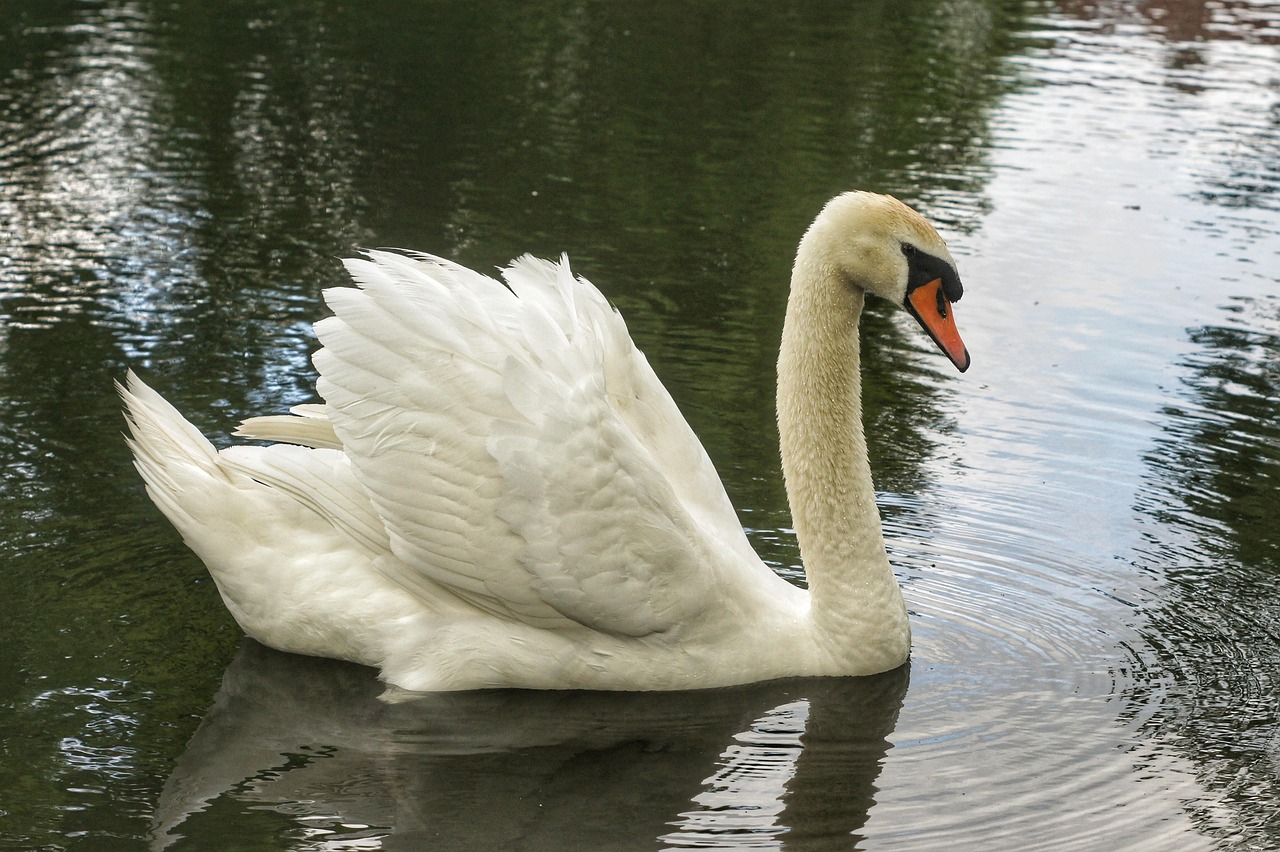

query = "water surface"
(1, 1), (1278, 849)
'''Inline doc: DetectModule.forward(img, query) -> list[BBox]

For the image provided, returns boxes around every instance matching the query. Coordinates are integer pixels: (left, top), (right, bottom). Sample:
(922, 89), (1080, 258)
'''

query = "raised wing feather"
(313, 251), (754, 637)
(219, 444), (387, 557)
(235, 404), (342, 449)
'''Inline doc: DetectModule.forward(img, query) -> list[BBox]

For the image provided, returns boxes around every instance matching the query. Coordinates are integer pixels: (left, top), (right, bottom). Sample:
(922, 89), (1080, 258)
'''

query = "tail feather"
(117, 370), (229, 519)
(117, 370), (418, 666)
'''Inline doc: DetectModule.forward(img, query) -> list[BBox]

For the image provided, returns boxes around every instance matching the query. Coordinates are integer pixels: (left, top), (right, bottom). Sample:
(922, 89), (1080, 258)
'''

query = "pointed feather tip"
(502, 253), (563, 295)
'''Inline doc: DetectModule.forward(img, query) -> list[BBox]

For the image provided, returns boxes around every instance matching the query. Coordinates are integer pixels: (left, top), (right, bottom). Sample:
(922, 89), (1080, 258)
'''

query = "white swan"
(119, 191), (970, 692)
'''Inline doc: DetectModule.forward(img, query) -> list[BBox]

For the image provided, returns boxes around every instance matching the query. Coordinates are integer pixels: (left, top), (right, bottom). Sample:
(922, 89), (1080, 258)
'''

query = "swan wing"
(312, 251), (746, 637)
(219, 444), (388, 558)
(235, 404), (342, 449)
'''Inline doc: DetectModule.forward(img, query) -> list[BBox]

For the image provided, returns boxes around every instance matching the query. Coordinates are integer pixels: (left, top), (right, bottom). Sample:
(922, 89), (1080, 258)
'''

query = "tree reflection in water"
(1131, 294), (1280, 845)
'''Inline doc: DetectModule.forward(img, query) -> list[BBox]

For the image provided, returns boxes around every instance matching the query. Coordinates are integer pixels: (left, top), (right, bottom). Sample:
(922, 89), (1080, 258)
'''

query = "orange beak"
(905, 278), (970, 372)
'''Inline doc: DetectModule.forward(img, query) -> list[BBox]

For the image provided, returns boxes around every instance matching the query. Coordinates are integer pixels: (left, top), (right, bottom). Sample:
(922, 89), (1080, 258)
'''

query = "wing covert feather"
(314, 251), (754, 636)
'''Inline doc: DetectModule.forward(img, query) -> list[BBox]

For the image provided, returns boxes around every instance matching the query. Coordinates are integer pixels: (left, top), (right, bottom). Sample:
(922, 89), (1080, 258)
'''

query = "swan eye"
(900, 243), (918, 258)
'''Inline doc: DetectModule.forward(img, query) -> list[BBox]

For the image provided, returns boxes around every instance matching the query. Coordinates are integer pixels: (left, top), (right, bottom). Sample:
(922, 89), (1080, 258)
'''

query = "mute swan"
(120, 191), (970, 692)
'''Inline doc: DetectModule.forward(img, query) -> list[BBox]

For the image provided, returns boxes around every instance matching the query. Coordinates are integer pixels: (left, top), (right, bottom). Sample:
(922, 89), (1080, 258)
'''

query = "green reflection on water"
(0, 0), (1016, 844)
(38, 0), (1280, 848)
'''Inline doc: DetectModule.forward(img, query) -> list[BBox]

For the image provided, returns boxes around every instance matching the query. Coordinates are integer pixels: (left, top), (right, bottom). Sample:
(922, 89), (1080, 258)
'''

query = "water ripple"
(871, 490), (1208, 849)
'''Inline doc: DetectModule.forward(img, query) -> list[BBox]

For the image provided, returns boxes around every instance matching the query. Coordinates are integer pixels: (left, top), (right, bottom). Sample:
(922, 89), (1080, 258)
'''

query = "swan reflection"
(153, 641), (908, 849)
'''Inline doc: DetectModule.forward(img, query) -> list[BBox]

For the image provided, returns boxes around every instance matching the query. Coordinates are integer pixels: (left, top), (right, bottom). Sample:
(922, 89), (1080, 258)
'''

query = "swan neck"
(776, 256), (908, 669)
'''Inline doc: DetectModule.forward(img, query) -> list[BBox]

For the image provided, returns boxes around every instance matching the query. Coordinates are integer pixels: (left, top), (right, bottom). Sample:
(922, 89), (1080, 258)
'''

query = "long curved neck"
(776, 251), (909, 670)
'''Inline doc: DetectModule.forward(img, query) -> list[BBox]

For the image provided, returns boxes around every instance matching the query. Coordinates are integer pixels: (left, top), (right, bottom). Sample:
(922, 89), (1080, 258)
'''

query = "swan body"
(120, 191), (969, 692)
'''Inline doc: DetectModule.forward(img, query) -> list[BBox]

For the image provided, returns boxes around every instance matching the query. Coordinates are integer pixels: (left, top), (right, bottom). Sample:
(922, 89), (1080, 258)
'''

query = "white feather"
(120, 192), (962, 691)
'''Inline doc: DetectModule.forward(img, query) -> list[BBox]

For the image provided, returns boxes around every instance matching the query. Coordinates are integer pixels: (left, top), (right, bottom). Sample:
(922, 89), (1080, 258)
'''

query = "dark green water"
(1, 1), (1277, 849)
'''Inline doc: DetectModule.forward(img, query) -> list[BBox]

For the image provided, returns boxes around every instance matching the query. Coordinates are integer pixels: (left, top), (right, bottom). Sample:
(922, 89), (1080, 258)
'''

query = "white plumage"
(120, 191), (970, 692)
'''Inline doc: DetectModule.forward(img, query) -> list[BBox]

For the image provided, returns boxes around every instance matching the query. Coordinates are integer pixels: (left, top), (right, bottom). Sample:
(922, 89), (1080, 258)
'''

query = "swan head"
(800, 191), (971, 372)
